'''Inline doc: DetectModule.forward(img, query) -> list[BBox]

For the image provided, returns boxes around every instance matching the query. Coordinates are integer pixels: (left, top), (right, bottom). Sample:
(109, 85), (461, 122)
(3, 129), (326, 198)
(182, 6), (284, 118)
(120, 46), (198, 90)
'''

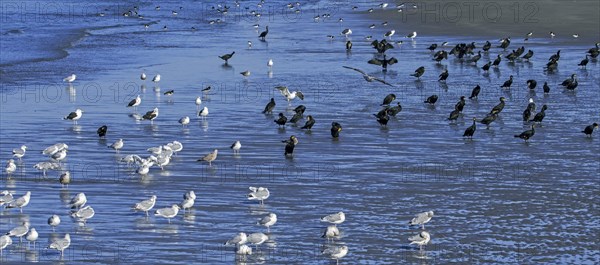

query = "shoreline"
(358, 0), (600, 42)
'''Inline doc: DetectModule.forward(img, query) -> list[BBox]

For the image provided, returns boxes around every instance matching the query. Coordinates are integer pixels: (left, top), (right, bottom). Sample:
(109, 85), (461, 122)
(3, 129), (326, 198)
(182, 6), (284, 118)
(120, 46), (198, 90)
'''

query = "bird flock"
(2, 1), (599, 263)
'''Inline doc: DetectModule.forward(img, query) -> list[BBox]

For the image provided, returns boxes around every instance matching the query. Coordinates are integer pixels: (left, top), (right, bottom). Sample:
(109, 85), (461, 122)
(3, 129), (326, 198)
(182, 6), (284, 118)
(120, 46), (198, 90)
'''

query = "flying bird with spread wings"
(342, 66), (394, 86)
(275, 86), (304, 103)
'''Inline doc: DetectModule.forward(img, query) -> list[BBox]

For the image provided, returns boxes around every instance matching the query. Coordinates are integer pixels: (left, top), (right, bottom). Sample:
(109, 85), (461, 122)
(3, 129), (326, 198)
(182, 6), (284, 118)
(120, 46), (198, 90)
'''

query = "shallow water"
(1, 1), (599, 264)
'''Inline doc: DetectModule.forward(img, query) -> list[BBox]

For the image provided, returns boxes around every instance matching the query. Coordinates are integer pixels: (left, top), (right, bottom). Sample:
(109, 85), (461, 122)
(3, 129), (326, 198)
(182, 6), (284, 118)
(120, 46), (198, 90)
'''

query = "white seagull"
(409, 211), (434, 229)
(48, 233), (71, 257)
(409, 231), (431, 251)
(155, 204), (180, 223)
(140, 72), (147, 80)
(247, 232), (268, 250)
(268, 59), (274, 69)
(133, 195), (157, 216)
(6, 191), (31, 213)
(322, 225), (340, 242)
(257, 213), (277, 232)
(230, 141), (241, 154)
(179, 116), (190, 127)
(71, 205), (95, 224)
(63, 74), (77, 83)
(321, 211), (345, 226)
(384, 29), (395, 39)
(63, 108), (83, 124)
(68, 192), (87, 209)
(323, 245), (348, 265)
(199, 106), (209, 120)
(5, 159), (16, 175)
(152, 74), (161, 83)
(195, 96), (202, 110)
(275, 86), (304, 103)
(406, 31), (417, 39)
(26, 228), (38, 249)
(0, 235), (12, 255)
(48, 215), (61, 232)
(248, 186), (270, 205)
(12, 145), (27, 160)
(108, 139), (124, 153)
(127, 95), (141, 110)
(6, 221), (29, 243)
(225, 232), (248, 246)
(59, 171), (71, 188)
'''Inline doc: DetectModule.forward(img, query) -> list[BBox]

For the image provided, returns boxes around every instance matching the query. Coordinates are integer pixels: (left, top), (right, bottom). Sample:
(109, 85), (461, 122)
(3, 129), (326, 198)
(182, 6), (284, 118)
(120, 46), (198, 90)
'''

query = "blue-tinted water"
(1, 1), (599, 264)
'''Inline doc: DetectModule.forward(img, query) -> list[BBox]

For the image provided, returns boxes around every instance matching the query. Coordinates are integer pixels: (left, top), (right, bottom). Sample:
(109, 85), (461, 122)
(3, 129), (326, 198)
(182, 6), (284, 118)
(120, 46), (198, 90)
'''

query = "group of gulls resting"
(2, 1), (599, 263)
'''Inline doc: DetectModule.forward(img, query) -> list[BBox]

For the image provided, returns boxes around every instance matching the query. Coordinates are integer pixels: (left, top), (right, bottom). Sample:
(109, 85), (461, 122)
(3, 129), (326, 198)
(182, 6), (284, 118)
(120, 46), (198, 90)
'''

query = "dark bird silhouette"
(330, 122), (342, 138)
(469, 85), (481, 99)
(427, 43), (438, 51)
(97, 125), (108, 138)
(438, 69), (449, 82)
(526, 80), (537, 90)
(492, 54), (502, 67)
(531, 105), (547, 123)
(463, 118), (477, 138)
(447, 109), (460, 123)
(163, 90), (174, 96)
(301, 115), (315, 130)
(522, 108), (532, 122)
(455, 96), (466, 112)
(219, 51), (235, 64)
(387, 102), (402, 116)
(501, 75), (513, 89)
(549, 50), (561, 61)
(374, 113), (389, 127)
(274, 113), (287, 127)
(433, 50), (448, 64)
(289, 112), (302, 124)
(582, 123), (599, 137)
(294, 105), (306, 115)
(424, 95), (438, 105)
(522, 50), (534, 61)
(481, 61), (491, 71)
(482, 41), (491, 51)
(480, 113), (497, 128)
(543, 82), (550, 94)
(368, 55), (398, 72)
(578, 55), (589, 68)
(346, 40), (352, 50)
(259, 26), (269, 40)
(514, 125), (535, 142)
(262, 98), (276, 114)
(410, 66), (425, 79)
(490, 97), (506, 115)
(499, 37), (511, 50)
(381, 94), (396, 106)
(283, 135), (298, 157)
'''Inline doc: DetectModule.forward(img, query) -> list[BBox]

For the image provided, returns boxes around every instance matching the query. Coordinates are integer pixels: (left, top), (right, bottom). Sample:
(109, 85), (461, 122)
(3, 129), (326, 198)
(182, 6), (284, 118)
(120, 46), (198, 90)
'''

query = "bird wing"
(388, 57), (398, 65)
(373, 77), (394, 87)
(296, 91), (304, 100)
(367, 58), (383, 66)
(275, 86), (290, 96)
(342, 66), (367, 76)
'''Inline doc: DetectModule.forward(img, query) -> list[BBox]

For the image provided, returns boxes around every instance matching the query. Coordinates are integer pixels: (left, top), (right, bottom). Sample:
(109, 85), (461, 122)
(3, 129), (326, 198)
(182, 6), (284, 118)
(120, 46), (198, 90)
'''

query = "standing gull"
(69, 192), (87, 209)
(6, 191), (31, 213)
(59, 171), (71, 188)
(225, 232), (248, 246)
(152, 74), (161, 83)
(409, 211), (434, 229)
(322, 245), (348, 265)
(198, 149), (218, 166)
(12, 145), (27, 160)
(63, 74), (76, 83)
(0, 190), (13, 207)
(5, 159), (16, 175)
(247, 232), (268, 250)
(142, 108), (159, 123)
(199, 107), (209, 120)
(6, 221), (29, 243)
(1, 235), (12, 255)
(48, 215), (61, 232)
(63, 109), (83, 124)
(71, 205), (95, 224)
(257, 213), (277, 232)
(268, 59), (274, 69)
(155, 204), (180, 223)
(248, 187), (270, 205)
(26, 228), (38, 249)
(231, 141), (242, 154)
(409, 231), (431, 251)
(127, 95), (141, 110)
(321, 212), (345, 226)
(322, 225), (340, 242)
(108, 139), (124, 153)
(48, 233), (71, 257)
(195, 96), (202, 110)
(180, 193), (195, 213)
(179, 116), (190, 127)
(133, 195), (157, 216)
